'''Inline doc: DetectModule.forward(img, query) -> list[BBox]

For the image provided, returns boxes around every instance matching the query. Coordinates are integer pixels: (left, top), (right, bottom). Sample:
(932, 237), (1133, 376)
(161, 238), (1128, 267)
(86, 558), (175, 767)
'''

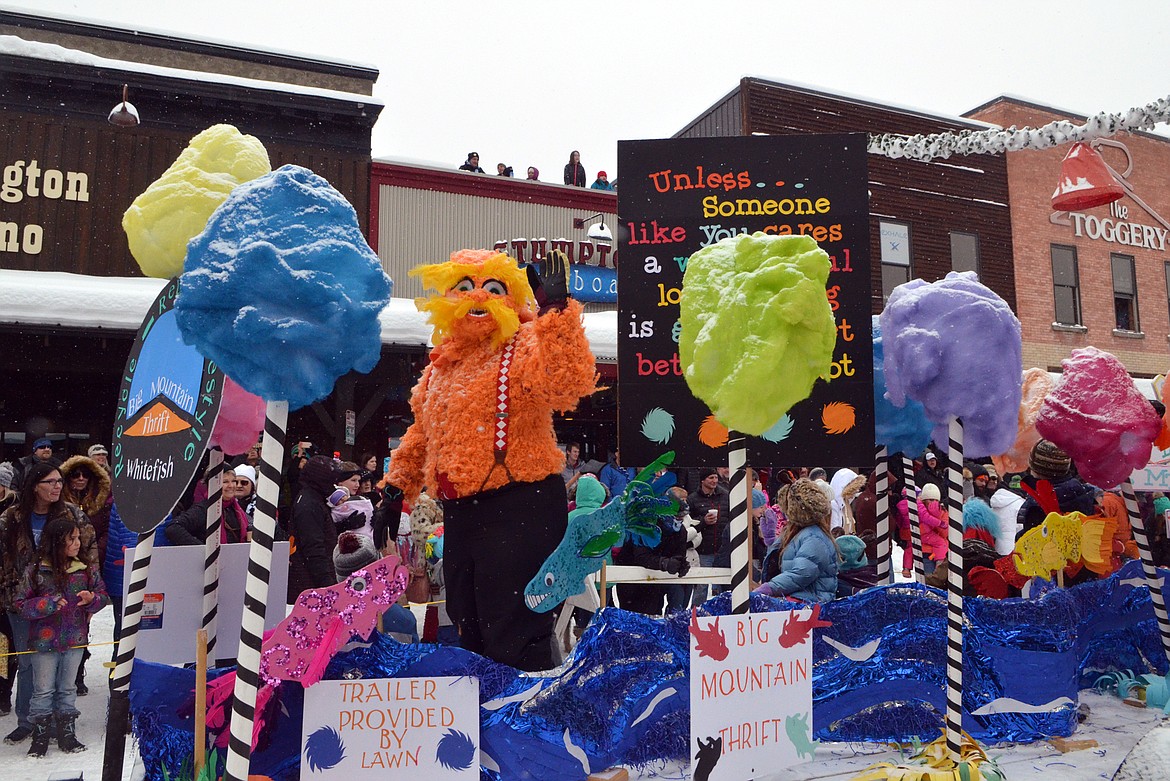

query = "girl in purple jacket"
(14, 516), (108, 757)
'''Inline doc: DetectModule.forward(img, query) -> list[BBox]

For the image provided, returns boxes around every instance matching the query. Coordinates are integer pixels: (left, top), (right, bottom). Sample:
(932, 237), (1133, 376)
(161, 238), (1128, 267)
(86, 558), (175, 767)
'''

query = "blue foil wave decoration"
(129, 560), (1170, 780)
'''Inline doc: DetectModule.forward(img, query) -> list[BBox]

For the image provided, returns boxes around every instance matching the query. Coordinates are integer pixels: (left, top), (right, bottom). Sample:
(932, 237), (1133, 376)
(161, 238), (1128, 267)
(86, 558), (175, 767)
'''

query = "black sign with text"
(617, 134), (873, 468)
(112, 278), (222, 532)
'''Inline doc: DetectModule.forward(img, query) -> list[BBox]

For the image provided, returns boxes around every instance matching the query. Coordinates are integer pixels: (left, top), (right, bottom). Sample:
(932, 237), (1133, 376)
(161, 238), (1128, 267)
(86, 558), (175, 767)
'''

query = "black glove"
(526, 249), (571, 314)
(661, 555), (690, 577)
(334, 510), (365, 532)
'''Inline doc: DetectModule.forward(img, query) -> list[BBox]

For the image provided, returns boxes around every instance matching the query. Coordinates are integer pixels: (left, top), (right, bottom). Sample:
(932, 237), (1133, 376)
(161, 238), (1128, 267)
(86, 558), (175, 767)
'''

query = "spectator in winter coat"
(916, 482), (949, 573)
(232, 464), (257, 521)
(564, 151), (586, 187)
(166, 470), (249, 546)
(688, 468), (730, 602)
(1016, 439), (1096, 536)
(988, 485), (1025, 556)
(458, 152), (484, 173)
(0, 463), (97, 744)
(526, 166), (540, 181)
(60, 456), (113, 571)
(599, 449), (636, 502)
(915, 451), (946, 497)
(590, 171), (614, 190)
(11, 438), (62, 494)
(614, 504), (691, 617)
(755, 478), (839, 603)
(286, 455), (339, 602)
(59, 454), (114, 696)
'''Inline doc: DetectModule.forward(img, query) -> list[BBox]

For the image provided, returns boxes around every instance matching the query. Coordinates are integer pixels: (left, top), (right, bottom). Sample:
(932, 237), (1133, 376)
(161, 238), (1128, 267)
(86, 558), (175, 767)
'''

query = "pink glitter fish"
(206, 554), (409, 748)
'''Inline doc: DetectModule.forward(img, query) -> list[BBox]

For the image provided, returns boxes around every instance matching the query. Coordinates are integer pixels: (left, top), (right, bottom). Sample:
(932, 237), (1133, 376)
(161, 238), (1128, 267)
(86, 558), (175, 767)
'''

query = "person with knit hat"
(1016, 439), (1096, 537)
(11, 438), (61, 494)
(754, 478), (839, 603)
(916, 482), (949, 574)
(590, 171), (614, 191)
(332, 531), (419, 643)
(287, 455), (340, 602)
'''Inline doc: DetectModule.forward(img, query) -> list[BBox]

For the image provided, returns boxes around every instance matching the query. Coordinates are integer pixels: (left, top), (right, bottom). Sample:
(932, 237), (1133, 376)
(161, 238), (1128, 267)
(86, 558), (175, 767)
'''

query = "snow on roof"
(741, 75), (1001, 131)
(0, 270), (617, 361)
(2, 4), (378, 71)
(0, 34), (382, 107)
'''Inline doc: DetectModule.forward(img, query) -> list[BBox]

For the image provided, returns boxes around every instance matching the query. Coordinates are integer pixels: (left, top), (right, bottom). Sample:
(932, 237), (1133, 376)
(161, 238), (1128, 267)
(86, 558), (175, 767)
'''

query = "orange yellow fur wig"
(412, 249), (536, 348)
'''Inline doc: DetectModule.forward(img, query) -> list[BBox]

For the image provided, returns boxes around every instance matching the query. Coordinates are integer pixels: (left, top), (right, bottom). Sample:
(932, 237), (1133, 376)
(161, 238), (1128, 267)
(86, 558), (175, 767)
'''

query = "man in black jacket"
(687, 468), (729, 604)
(286, 455), (339, 602)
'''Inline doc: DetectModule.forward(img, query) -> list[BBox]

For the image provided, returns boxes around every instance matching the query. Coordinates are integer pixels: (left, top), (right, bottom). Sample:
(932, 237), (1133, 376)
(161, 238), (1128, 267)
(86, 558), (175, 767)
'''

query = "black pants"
(443, 475), (566, 672)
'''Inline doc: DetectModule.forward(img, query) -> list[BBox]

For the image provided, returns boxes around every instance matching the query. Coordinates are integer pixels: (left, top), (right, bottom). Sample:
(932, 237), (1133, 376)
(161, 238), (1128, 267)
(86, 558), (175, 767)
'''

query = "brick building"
(969, 97), (1170, 377)
(677, 77), (1016, 313)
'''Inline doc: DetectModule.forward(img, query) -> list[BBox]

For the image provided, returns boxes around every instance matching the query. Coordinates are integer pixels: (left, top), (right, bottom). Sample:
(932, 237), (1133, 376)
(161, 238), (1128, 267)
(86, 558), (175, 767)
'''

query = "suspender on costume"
(477, 337), (517, 492)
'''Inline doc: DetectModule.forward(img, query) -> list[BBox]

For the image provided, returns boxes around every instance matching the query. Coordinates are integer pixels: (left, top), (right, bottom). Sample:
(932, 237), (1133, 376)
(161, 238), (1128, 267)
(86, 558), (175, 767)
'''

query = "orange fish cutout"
(822, 402), (855, 434)
(123, 400), (192, 437)
(698, 415), (728, 448)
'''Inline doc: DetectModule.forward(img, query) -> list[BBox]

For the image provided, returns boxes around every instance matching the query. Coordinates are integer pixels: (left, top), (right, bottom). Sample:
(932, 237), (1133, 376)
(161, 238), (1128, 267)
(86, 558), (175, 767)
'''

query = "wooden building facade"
(0, 13), (387, 461)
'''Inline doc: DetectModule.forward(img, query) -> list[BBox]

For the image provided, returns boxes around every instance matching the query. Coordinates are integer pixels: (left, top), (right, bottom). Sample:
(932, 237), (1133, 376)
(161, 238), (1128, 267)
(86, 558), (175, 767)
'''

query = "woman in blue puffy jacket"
(755, 478), (838, 603)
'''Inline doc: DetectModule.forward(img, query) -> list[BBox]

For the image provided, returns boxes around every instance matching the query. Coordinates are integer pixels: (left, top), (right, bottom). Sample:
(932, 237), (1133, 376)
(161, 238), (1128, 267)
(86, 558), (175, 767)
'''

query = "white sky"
(9, 1), (1170, 181)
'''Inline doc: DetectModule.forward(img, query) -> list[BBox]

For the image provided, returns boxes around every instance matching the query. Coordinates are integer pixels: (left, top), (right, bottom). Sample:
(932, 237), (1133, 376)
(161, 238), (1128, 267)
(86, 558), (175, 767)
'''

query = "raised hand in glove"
(661, 555), (691, 577)
(526, 248), (571, 314)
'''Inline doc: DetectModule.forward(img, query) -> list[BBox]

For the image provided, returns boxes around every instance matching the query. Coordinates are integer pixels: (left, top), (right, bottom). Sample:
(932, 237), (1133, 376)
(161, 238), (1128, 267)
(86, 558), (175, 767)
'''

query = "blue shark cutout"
(524, 452), (678, 613)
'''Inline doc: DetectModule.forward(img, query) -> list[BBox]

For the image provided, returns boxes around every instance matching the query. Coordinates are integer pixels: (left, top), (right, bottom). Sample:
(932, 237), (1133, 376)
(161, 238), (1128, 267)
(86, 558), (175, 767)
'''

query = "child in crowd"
(329, 461), (375, 539)
(916, 483), (949, 575)
(14, 516), (108, 757)
(755, 478), (839, 603)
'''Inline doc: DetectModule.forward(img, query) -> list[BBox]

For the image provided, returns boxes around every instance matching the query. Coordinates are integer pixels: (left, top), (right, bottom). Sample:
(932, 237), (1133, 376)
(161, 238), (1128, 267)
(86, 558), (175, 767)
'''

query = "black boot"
(75, 652), (88, 697)
(4, 723), (32, 744)
(56, 714), (86, 753)
(27, 718), (50, 758)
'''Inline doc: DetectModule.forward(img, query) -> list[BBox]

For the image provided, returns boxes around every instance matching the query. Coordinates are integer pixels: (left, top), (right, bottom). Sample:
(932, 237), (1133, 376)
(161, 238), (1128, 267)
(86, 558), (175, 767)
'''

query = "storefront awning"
(0, 270), (618, 362)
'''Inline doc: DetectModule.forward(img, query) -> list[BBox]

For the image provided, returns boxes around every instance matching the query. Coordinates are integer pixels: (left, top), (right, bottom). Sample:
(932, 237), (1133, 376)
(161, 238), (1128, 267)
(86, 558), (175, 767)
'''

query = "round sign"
(112, 278), (223, 532)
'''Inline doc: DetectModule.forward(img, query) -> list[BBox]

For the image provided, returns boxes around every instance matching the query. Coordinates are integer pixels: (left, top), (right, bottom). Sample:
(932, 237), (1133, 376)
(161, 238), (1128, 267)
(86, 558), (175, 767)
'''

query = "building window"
(1164, 261), (1170, 326)
(1112, 253), (1139, 332)
(1051, 245), (1081, 326)
(950, 232), (980, 276)
(880, 221), (911, 301)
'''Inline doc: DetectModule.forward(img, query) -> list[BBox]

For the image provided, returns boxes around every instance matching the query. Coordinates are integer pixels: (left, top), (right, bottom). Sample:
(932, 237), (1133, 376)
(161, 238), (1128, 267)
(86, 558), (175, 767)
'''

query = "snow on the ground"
(5, 561), (1166, 781)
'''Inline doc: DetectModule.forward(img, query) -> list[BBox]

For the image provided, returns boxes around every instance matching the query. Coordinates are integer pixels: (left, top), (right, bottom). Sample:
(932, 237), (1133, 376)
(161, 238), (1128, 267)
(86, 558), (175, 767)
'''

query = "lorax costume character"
(388, 249), (596, 670)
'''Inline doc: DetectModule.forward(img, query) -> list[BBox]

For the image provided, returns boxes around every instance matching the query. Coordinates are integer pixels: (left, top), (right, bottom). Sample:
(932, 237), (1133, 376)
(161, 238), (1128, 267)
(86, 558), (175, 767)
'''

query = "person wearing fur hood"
(829, 468), (867, 534)
(59, 456), (112, 572)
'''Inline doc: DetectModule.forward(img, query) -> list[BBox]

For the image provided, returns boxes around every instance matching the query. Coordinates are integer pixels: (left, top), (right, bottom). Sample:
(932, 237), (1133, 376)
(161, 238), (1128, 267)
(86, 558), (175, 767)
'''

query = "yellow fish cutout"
(1012, 511), (1115, 578)
(122, 124), (271, 278)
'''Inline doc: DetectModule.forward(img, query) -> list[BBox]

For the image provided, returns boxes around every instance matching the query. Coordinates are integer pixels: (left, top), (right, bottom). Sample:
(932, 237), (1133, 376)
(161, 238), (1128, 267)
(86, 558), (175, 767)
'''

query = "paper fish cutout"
(777, 603), (833, 648)
(1012, 512), (1115, 578)
(206, 555), (408, 750)
(524, 453), (678, 613)
(689, 608), (729, 661)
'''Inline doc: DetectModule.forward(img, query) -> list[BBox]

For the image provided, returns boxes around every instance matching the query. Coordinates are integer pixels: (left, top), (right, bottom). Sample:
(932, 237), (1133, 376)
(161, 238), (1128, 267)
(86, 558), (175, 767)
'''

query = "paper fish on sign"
(1012, 511), (1114, 578)
(689, 608), (729, 661)
(524, 453), (678, 613)
(205, 555), (409, 750)
(777, 603), (833, 648)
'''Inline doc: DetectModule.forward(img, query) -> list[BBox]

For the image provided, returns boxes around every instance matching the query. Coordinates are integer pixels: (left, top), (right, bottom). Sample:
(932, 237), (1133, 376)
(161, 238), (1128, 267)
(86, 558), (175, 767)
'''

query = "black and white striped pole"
(727, 431), (751, 615)
(101, 530), (155, 781)
(202, 448), (225, 660)
(222, 400), (287, 781)
(903, 455), (925, 583)
(1120, 480), (1170, 666)
(944, 417), (966, 760)
(874, 446), (891, 585)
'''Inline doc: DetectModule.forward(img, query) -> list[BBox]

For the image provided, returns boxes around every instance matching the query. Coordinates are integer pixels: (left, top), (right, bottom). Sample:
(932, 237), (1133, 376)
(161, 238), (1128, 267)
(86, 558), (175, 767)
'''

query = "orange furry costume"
(389, 250), (596, 501)
(387, 249), (595, 670)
